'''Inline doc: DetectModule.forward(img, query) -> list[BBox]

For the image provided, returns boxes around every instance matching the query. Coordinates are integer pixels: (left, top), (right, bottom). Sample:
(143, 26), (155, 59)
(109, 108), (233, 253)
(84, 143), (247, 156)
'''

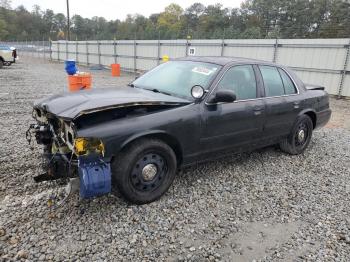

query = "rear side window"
(217, 65), (257, 100)
(278, 69), (297, 94)
(259, 66), (285, 97)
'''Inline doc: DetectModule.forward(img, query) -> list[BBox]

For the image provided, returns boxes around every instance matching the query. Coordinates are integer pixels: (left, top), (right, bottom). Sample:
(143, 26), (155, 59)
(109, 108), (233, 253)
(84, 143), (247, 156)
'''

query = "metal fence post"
(157, 32), (161, 65)
(338, 39), (350, 97)
(57, 41), (60, 62)
(42, 38), (45, 59)
(273, 38), (279, 63)
(76, 39), (78, 63)
(86, 41), (89, 65)
(113, 38), (117, 64)
(97, 40), (101, 66)
(66, 40), (68, 60)
(185, 39), (189, 57)
(49, 39), (52, 61)
(134, 38), (137, 73)
(221, 29), (225, 56)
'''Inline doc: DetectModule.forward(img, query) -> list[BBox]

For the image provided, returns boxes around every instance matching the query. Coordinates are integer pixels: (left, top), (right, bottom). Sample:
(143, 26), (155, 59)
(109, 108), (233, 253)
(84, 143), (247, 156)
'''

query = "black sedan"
(28, 57), (331, 204)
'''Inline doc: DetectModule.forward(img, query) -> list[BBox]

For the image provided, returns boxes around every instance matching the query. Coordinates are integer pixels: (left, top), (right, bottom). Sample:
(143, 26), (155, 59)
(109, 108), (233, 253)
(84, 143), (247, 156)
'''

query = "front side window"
(217, 65), (257, 100)
(132, 61), (221, 100)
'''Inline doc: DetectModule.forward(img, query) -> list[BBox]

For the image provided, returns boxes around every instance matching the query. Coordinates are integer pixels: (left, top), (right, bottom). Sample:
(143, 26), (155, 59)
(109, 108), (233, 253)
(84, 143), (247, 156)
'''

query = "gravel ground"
(1, 57), (350, 261)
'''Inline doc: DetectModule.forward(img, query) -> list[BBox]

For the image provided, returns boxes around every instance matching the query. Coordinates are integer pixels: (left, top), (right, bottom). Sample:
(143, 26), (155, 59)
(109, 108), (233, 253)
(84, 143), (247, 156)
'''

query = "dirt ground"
(327, 97), (350, 130)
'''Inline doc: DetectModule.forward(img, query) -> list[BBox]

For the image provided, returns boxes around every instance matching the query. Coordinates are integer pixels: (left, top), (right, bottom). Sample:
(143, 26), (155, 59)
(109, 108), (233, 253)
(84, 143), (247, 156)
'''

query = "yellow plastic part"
(162, 55), (169, 62)
(73, 138), (104, 156)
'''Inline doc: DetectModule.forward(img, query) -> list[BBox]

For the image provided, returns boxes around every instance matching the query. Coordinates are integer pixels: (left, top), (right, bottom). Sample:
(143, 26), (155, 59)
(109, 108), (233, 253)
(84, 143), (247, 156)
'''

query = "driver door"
(200, 65), (265, 154)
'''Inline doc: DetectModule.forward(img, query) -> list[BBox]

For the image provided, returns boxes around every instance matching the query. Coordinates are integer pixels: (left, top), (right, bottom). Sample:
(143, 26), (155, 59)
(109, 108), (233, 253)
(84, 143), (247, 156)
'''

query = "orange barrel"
(111, 64), (120, 76)
(68, 73), (92, 92)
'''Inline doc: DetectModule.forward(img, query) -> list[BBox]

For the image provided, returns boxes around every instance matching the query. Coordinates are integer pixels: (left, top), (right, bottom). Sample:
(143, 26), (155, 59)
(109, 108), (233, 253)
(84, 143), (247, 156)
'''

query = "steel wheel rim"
(294, 122), (309, 148)
(130, 152), (167, 192)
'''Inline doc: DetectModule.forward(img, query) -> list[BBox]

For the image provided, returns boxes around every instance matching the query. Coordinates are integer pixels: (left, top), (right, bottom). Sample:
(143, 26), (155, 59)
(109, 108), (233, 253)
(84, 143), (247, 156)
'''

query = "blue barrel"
(64, 60), (77, 75)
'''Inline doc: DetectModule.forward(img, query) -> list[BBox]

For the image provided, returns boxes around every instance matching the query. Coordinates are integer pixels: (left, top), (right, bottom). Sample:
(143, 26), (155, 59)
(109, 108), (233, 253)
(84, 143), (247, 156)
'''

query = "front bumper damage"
(26, 116), (112, 199)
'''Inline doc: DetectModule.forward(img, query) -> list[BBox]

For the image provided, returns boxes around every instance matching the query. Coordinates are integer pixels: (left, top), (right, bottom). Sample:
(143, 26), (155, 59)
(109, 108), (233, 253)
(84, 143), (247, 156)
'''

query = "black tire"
(280, 114), (313, 155)
(0, 60), (3, 69)
(112, 138), (177, 204)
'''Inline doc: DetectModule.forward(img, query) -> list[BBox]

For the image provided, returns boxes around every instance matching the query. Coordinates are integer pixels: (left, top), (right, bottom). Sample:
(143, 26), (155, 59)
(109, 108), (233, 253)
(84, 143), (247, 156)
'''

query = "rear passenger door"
(258, 65), (300, 139)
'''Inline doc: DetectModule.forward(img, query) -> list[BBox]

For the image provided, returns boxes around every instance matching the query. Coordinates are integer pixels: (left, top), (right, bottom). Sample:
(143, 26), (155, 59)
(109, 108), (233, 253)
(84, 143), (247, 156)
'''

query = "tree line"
(0, 0), (349, 41)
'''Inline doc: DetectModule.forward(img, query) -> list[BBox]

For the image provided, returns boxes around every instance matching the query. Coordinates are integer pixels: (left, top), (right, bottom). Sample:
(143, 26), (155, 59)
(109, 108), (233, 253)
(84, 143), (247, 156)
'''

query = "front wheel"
(112, 138), (177, 204)
(280, 114), (313, 155)
(0, 60), (3, 69)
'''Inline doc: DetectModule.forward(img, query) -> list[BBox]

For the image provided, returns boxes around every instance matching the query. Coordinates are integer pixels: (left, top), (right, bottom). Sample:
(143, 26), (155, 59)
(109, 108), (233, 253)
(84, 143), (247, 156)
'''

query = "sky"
(11, 0), (244, 20)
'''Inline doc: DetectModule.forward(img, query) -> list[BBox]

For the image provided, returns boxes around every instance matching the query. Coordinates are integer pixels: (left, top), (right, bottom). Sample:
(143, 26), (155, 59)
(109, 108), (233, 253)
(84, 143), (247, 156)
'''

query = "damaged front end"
(26, 107), (111, 199)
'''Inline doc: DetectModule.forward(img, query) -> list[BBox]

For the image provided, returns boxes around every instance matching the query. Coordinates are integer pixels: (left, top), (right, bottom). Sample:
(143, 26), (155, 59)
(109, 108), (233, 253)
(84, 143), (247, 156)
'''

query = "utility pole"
(66, 0), (71, 41)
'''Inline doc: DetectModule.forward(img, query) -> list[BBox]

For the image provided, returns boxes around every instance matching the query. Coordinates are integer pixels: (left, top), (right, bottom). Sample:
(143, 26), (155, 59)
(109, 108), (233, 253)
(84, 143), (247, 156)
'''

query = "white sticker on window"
(192, 67), (216, 76)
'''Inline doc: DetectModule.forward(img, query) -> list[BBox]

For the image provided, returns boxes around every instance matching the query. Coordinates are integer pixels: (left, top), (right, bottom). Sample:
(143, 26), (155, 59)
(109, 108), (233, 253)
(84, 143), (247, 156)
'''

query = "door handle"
(253, 106), (263, 111)
(253, 106), (264, 115)
(293, 101), (300, 109)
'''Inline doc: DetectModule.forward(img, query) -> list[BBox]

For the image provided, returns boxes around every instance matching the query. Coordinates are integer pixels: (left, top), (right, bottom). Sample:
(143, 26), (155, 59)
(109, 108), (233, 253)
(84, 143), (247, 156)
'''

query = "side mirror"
(207, 89), (236, 104)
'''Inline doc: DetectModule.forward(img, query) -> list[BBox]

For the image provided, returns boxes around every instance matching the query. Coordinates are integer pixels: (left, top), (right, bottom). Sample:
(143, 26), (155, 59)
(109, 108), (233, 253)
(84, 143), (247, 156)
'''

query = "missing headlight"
(73, 138), (105, 156)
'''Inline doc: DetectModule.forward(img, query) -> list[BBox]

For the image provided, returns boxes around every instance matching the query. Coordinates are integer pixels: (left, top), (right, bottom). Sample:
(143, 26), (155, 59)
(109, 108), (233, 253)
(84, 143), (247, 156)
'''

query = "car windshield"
(132, 61), (221, 100)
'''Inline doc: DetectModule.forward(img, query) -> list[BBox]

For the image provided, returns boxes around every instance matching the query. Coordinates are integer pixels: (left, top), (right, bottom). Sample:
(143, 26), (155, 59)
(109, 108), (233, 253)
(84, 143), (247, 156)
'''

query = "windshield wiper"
(129, 84), (171, 96)
(144, 88), (172, 96)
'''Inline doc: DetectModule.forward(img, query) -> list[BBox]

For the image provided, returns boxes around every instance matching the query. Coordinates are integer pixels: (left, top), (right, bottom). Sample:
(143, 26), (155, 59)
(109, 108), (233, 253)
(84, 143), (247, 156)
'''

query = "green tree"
(0, 0), (349, 41)
(0, 18), (8, 39)
(158, 3), (184, 38)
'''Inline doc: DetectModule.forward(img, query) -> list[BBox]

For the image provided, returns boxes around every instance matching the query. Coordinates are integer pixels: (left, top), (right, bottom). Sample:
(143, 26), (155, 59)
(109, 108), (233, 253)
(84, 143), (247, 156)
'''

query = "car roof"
(176, 56), (274, 66)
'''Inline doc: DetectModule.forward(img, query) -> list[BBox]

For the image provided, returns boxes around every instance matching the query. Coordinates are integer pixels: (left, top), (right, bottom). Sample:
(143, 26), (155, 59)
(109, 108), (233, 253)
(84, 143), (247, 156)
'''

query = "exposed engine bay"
(27, 106), (110, 200)
(26, 102), (183, 199)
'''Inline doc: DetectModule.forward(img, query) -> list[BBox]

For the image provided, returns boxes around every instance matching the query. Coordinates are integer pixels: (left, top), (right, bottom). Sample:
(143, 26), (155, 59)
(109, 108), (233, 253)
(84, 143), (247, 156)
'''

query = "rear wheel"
(0, 60), (3, 69)
(280, 114), (313, 155)
(112, 138), (177, 204)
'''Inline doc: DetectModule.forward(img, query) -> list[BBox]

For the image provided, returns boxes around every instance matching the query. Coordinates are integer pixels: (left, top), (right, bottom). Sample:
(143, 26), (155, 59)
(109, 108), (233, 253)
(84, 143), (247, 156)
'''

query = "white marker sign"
(188, 47), (196, 56)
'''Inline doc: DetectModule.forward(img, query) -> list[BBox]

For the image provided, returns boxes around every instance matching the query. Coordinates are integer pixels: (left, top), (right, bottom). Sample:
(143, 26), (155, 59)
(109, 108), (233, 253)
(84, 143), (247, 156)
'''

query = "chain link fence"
(1, 41), (51, 59)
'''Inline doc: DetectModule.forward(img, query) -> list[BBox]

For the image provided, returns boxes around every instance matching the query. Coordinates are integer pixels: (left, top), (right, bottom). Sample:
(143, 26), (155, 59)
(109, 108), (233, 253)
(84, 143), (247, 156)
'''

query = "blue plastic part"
(78, 155), (111, 199)
(64, 60), (77, 75)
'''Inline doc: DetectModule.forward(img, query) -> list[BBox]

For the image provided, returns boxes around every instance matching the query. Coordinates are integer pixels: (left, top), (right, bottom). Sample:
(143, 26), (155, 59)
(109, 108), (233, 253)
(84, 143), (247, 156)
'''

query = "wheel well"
(121, 134), (183, 166)
(0, 56), (4, 62)
(304, 111), (316, 129)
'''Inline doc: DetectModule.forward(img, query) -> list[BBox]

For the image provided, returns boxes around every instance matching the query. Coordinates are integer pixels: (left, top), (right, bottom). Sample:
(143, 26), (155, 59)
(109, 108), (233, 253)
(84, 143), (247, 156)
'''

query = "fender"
(120, 129), (180, 149)
(120, 130), (169, 149)
(113, 130), (183, 164)
(297, 108), (317, 128)
(297, 108), (316, 117)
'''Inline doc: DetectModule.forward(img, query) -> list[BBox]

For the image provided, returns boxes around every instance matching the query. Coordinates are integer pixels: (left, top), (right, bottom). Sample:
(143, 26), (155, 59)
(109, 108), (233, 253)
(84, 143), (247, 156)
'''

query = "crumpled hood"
(34, 86), (190, 120)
